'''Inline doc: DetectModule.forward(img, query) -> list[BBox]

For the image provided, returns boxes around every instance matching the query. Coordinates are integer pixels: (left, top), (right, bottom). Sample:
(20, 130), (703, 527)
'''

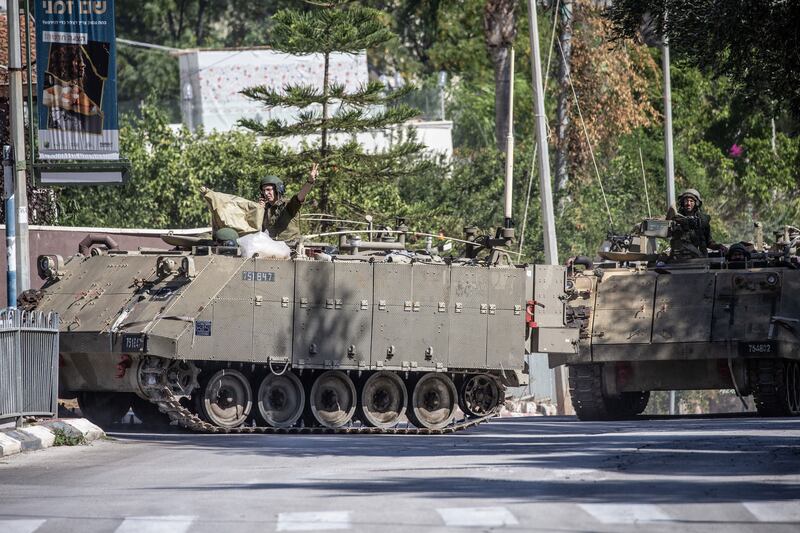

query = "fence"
(0, 309), (59, 426)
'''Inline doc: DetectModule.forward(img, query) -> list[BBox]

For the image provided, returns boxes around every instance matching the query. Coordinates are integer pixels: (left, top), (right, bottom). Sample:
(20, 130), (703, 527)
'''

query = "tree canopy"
(238, 0), (435, 216)
(605, 0), (800, 120)
(36, 0), (800, 264)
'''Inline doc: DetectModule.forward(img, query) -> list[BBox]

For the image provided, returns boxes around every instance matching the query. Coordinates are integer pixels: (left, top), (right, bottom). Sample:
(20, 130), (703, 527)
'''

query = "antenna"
(639, 147), (652, 218)
(503, 46), (515, 237)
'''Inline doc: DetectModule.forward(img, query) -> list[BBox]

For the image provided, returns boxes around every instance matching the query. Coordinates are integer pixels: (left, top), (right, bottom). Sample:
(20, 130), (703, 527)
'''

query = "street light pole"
(7, 0), (31, 297)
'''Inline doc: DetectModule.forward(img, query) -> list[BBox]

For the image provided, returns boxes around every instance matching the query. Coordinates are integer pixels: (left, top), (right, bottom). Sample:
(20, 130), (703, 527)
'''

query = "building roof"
(0, 12), (37, 92)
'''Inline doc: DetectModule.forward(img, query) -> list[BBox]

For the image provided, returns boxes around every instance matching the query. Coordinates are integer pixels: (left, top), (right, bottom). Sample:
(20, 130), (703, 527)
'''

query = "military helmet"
(726, 241), (751, 260)
(215, 227), (239, 244)
(260, 175), (285, 195)
(678, 188), (702, 207)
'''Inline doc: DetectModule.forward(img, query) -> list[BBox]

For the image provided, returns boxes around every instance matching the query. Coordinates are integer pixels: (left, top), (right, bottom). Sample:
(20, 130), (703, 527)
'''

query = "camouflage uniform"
(262, 195), (303, 242)
(669, 189), (715, 260)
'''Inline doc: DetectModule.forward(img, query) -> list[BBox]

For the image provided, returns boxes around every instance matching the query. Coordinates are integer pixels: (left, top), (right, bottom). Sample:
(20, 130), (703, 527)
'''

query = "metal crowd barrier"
(0, 308), (59, 427)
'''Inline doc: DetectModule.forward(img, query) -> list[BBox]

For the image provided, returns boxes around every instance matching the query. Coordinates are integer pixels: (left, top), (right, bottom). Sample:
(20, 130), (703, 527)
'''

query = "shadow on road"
(109, 415), (800, 504)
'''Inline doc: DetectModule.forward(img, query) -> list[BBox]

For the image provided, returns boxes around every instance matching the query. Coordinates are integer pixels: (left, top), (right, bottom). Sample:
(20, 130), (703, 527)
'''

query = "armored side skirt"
(49, 256), (529, 377)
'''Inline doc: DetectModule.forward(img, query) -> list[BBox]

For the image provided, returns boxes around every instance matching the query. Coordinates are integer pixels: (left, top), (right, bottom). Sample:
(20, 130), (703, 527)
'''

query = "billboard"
(35, 0), (118, 160)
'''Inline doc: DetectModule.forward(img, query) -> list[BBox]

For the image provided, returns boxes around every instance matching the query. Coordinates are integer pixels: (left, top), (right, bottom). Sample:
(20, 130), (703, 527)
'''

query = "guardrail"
(0, 309), (59, 426)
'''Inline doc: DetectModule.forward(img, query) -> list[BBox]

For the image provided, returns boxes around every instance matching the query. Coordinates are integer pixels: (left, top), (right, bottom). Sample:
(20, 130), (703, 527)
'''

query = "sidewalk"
(0, 418), (105, 458)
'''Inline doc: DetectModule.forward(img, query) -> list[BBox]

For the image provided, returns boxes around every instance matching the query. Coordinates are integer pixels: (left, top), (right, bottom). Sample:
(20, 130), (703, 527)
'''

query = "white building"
(177, 48), (452, 160)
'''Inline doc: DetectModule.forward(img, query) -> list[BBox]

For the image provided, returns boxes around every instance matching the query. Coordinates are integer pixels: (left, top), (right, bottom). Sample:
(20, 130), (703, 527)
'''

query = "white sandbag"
(238, 231), (291, 259)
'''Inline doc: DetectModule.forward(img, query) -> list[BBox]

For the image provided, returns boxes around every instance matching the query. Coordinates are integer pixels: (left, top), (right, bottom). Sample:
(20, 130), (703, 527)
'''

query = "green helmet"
(260, 175), (285, 195)
(678, 188), (702, 207)
(215, 227), (239, 243)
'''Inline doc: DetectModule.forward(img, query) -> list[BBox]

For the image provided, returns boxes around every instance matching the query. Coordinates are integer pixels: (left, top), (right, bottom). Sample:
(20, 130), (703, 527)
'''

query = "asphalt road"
(1, 415), (798, 532)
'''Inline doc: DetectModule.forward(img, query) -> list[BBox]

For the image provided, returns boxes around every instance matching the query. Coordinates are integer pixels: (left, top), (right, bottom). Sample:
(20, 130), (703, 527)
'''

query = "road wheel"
(750, 358), (800, 417)
(310, 371), (357, 428)
(460, 374), (502, 417)
(257, 372), (305, 428)
(358, 371), (407, 428)
(569, 364), (649, 421)
(408, 373), (458, 430)
(77, 392), (133, 427)
(197, 369), (252, 428)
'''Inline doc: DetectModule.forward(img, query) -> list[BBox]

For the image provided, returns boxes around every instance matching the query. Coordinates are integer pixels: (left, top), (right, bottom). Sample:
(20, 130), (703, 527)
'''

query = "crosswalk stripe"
(114, 515), (195, 533)
(579, 503), (670, 524)
(436, 507), (519, 528)
(744, 501), (800, 523)
(277, 511), (351, 531)
(0, 520), (46, 533)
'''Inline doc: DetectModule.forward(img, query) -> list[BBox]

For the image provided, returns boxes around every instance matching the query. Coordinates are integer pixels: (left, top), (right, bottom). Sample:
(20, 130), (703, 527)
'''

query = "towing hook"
(525, 300), (544, 328)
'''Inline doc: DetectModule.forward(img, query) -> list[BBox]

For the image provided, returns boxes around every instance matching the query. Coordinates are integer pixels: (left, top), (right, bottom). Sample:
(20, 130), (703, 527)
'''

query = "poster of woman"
(35, 0), (118, 160)
(42, 43), (105, 134)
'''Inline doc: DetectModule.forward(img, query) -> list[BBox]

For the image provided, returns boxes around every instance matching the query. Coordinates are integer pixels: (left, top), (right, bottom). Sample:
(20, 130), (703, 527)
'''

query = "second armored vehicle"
(535, 221), (800, 420)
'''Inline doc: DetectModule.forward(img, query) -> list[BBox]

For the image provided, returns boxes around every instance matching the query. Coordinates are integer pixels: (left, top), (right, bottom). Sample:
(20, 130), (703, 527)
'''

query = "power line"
(116, 38), (181, 53)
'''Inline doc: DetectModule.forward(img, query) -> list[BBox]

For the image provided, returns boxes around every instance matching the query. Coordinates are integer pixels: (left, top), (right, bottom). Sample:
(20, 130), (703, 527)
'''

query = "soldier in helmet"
(667, 188), (726, 260)
(214, 227), (239, 246)
(726, 242), (752, 265)
(259, 163), (319, 242)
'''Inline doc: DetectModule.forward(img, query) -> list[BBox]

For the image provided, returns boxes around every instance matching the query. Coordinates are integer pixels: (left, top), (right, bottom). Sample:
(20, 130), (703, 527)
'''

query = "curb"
(0, 419), (105, 458)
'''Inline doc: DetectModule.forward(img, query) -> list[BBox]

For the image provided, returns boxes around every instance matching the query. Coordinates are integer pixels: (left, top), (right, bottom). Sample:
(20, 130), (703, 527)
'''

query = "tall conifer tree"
(239, 1), (431, 214)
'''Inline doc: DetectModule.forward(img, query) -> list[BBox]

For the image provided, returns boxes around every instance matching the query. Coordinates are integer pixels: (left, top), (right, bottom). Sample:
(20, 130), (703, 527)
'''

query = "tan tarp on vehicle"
(202, 189), (264, 235)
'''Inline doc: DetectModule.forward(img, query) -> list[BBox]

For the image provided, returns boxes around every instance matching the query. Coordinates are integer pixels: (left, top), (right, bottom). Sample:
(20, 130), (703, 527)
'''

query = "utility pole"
(527, 0), (570, 414)
(7, 0), (30, 297)
(663, 12), (677, 414)
(526, 0), (558, 266)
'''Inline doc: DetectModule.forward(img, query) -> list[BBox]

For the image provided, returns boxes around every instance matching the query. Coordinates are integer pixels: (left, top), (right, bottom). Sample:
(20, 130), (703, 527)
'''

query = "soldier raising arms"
(259, 163), (319, 243)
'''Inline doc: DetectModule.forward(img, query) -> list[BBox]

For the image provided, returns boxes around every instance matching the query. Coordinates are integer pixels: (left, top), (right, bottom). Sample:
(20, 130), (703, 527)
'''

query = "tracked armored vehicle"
(535, 221), (800, 420)
(33, 230), (531, 434)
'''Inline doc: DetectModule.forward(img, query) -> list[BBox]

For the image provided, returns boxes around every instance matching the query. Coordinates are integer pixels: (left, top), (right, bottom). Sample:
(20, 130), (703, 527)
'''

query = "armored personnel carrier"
(534, 220), (800, 420)
(33, 228), (531, 434)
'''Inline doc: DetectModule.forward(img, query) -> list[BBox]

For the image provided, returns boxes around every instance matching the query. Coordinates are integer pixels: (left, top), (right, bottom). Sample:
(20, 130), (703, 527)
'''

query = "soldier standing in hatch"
(259, 163), (319, 242)
(667, 188), (726, 261)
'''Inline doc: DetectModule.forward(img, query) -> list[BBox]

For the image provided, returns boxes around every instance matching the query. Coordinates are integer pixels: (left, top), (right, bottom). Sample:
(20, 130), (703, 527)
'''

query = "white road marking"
(277, 511), (351, 531)
(579, 503), (671, 524)
(114, 515), (194, 533)
(744, 501), (800, 523)
(0, 520), (46, 533)
(437, 507), (519, 528)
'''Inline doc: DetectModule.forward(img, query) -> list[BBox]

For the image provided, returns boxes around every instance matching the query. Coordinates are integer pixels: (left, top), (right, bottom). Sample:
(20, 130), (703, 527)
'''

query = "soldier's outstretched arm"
(297, 162), (318, 203)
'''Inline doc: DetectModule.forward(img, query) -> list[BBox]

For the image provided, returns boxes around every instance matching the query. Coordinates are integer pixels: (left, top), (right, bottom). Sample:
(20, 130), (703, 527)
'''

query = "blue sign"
(35, 0), (118, 160)
(195, 320), (212, 337)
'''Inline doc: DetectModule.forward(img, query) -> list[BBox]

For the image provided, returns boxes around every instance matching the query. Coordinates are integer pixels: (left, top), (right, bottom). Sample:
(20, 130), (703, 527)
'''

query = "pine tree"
(238, 0), (433, 215)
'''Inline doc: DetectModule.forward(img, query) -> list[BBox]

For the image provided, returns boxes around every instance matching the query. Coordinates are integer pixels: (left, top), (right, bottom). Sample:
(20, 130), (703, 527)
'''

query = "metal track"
(142, 382), (496, 436)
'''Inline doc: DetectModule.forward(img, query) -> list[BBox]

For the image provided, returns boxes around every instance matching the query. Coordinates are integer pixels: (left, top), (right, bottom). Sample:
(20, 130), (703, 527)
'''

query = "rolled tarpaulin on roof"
(202, 189), (264, 236)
